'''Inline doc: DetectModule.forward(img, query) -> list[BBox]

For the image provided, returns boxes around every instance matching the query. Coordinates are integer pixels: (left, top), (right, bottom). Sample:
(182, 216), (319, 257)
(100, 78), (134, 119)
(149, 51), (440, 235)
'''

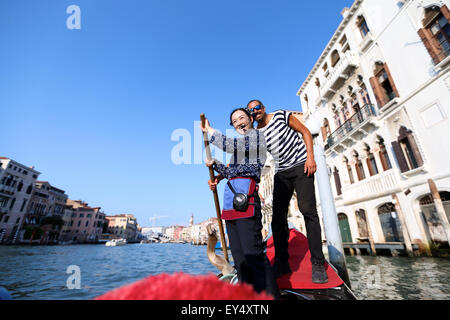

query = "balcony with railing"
(0, 185), (15, 197)
(321, 52), (358, 99)
(341, 168), (402, 205)
(325, 104), (378, 152)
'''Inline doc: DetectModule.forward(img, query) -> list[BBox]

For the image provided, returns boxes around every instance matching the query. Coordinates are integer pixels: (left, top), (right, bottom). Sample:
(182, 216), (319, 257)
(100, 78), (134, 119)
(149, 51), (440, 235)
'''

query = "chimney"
(341, 7), (350, 18)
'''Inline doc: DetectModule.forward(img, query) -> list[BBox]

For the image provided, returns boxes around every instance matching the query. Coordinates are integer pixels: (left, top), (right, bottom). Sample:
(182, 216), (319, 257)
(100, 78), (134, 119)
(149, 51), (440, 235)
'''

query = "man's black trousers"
(271, 163), (326, 265)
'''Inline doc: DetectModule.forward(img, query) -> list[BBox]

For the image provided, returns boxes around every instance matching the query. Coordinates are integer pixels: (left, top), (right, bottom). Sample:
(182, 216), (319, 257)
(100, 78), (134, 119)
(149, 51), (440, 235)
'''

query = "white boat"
(105, 238), (127, 246)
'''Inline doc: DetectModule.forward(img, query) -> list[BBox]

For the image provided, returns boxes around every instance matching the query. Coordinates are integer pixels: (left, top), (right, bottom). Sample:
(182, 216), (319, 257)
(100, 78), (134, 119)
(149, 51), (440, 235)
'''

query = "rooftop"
(297, 0), (362, 96)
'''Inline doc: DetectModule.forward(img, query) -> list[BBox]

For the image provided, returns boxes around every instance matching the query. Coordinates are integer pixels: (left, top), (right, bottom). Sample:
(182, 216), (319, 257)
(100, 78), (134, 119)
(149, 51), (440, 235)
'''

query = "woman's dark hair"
(229, 108), (253, 126)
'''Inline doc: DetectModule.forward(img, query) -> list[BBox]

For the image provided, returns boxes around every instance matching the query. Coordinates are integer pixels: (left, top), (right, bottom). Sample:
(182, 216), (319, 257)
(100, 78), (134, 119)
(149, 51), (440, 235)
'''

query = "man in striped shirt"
(248, 99), (328, 284)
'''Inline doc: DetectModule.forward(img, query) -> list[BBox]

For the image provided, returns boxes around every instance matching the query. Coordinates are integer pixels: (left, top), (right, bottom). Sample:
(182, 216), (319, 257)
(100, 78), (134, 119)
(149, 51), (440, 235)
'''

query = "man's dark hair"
(246, 99), (265, 109)
(229, 108), (252, 126)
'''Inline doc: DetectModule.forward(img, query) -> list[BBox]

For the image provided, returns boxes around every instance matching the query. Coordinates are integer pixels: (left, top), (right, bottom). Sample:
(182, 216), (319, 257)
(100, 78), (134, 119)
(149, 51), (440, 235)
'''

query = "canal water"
(0, 243), (449, 300)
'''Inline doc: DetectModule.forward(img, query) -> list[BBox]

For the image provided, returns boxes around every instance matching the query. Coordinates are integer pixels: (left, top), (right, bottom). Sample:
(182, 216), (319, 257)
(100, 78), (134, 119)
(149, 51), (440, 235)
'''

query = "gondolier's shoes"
(271, 260), (292, 278)
(312, 263), (328, 284)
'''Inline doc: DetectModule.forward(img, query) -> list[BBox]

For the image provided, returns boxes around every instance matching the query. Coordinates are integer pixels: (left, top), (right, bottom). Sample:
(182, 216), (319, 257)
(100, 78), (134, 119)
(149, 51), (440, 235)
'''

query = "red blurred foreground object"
(94, 273), (274, 300)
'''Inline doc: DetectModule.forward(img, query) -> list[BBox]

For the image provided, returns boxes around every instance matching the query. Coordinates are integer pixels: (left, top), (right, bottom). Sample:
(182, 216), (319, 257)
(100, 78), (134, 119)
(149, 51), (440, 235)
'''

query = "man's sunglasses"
(248, 105), (263, 112)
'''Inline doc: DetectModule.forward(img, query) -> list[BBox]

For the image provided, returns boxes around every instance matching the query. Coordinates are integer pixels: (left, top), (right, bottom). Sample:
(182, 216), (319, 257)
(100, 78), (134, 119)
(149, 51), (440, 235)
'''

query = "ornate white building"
(0, 157), (40, 244)
(296, 0), (450, 254)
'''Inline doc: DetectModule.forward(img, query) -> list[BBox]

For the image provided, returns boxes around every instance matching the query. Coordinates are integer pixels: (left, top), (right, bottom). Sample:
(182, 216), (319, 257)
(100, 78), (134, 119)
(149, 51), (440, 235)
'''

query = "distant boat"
(105, 238), (127, 246)
(58, 240), (73, 245)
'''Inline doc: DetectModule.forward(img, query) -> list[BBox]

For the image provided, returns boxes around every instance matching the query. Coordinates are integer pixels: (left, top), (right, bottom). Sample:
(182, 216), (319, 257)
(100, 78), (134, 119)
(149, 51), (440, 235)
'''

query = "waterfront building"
(141, 226), (166, 240)
(164, 226), (175, 240)
(105, 214), (139, 242)
(0, 157), (40, 244)
(136, 224), (144, 241)
(22, 181), (69, 244)
(180, 226), (192, 243)
(296, 0), (450, 254)
(189, 217), (219, 245)
(190, 223), (202, 244)
(171, 226), (185, 242)
(66, 199), (106, 243)
(60, 204), (76, 242)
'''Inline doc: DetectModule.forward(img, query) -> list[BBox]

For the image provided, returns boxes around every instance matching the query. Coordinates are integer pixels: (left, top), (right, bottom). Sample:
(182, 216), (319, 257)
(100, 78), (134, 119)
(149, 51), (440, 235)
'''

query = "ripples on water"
(345, 255), (450, 300)
(0, 244), (218, 300)
(0, 244), (449, 300)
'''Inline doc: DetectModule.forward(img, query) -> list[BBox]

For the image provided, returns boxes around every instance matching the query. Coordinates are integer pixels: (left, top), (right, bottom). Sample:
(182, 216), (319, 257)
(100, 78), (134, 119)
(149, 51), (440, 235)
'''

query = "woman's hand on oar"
(208, 174), (224, 192)
(208, 178), (219, 191)
(200, 118), (214, 134)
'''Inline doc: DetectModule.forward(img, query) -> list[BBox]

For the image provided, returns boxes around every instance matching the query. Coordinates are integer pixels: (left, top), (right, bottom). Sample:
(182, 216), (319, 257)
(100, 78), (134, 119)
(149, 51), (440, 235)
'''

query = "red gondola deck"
(266, 229), (344, 290)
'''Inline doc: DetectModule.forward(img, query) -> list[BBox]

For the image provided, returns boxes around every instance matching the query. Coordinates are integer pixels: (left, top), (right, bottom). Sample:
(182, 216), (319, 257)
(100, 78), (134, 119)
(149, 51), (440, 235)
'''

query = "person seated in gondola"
(200, 108), (279, 299)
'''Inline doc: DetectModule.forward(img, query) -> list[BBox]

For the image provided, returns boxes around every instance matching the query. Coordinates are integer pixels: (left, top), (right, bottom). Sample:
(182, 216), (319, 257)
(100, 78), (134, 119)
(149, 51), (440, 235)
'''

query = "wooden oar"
(200, 113), (229, 262)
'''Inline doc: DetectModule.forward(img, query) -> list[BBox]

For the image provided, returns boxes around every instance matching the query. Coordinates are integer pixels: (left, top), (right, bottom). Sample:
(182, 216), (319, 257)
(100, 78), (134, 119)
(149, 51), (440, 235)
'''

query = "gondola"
(207, 225), (357, 300)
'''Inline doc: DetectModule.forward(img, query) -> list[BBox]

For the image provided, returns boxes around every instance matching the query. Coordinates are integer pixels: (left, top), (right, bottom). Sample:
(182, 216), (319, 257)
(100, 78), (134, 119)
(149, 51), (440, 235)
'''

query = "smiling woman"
(199, 112), (280, 298)
(229, 108), (253, 134)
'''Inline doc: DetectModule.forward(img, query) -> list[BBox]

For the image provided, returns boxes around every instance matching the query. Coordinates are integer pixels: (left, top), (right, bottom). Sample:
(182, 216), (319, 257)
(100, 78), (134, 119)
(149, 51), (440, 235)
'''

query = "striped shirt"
(258, 110), (307, 172)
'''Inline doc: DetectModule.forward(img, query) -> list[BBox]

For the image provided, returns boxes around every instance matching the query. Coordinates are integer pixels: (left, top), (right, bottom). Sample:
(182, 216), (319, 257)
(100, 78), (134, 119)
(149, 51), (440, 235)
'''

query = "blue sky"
(0, 0), (353, 227)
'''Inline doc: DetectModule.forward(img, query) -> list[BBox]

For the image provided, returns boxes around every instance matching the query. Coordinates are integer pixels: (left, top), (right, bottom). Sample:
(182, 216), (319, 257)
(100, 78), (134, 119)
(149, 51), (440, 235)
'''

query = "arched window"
(357, 15), (370, 38)
(340, 105), (349, 122)
(418, 5), (450, 64)
(340, 35), (350, 53)
(322, 62), (329, 78)
(315, 78), (321, 97)
(315, 77), (321, 88)
(391, 126), (424, 172)
(322, 118), (331, 142)
(333, 107), (342, 127)
(331, 50), (341, 67)
(365, 145), (379, 176)
(353, 151), (366, 181)
(341, 102), (350, 121)
(377, 137), (392, 171)
(333, 167), (342, 196)
(369, 61), (399, 107)
(359, 83), (372, 106)
(344, 157), (354, 184)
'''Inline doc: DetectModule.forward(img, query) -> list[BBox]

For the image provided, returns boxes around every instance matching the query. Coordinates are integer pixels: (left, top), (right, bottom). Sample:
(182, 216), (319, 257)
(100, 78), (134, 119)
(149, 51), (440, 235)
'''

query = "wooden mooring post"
(392, 193), (414, 257)
(428, 179), (450, 245)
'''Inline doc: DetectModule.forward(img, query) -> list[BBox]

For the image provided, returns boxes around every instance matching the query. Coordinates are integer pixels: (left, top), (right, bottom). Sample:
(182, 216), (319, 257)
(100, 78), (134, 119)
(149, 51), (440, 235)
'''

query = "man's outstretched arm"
(288, 114), (317, 176)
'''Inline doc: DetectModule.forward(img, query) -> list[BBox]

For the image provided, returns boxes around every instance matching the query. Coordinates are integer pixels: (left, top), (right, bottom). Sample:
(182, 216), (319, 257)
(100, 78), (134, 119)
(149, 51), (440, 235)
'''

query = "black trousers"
(225, 197), (279, 298)
(271, 163), (325, 265)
